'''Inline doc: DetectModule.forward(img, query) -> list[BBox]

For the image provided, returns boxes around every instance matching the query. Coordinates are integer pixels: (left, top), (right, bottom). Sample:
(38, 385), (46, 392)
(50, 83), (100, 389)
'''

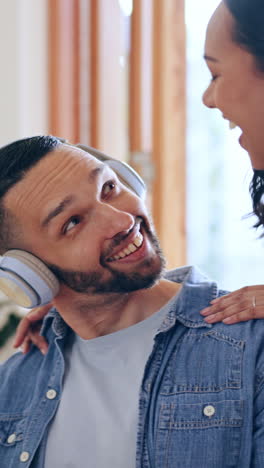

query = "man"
(0, 135), (264, 468)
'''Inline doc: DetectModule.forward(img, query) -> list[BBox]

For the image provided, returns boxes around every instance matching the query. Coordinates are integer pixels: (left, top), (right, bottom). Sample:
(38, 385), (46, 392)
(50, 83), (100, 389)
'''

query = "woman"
(13, 0), (264, 354)
(200, 0), (264, 324)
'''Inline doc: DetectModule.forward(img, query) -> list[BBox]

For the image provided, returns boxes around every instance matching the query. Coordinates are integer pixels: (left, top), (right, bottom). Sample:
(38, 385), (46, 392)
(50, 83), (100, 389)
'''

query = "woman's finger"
(223, 305), (264, 324)
(20, 336), (31, 354)
(203, 297), (264, 324)
(201, 287), (264, 319)
(24, 329), (48, 355)
(13, 304), (52, 348)
(13, 316), (33, 348)
(211, 284), (264, 304)
(209, 285), (264, 306)
(201, 292), (244, 316)
(204, 304), (242, 323)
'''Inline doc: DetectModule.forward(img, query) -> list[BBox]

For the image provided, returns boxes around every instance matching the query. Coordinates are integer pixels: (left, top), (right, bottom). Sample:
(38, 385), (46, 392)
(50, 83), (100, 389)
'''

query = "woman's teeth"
(108, 233), (143, 262)
(229, 121), (237, 130)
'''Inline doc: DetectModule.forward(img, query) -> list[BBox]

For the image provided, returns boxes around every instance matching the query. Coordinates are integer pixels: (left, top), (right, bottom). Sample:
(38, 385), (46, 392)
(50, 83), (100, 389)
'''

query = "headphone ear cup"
(0, 250), (60, 308)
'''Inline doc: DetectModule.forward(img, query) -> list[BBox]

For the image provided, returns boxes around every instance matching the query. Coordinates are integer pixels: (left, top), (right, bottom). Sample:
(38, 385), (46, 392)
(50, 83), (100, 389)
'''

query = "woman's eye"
(211, 75), (218, 82)
(103, 180), (116, 196)
(63, 216), (81, 234)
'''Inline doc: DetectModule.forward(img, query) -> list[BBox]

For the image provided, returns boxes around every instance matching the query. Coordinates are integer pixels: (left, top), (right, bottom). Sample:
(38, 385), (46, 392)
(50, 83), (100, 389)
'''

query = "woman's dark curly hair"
(250, 171), (264, 233)
(225, 0), (264, 72)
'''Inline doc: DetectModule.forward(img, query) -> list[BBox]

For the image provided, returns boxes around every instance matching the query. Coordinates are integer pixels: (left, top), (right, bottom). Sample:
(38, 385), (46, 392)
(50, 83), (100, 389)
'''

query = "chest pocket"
(0, 413), (25, 466)
(160, 329), (244, 394)
(156, 399), (243, 468)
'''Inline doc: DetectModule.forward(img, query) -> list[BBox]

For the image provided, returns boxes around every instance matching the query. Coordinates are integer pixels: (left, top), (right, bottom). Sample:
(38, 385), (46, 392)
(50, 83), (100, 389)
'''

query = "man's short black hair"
(0, 135), (62, 253)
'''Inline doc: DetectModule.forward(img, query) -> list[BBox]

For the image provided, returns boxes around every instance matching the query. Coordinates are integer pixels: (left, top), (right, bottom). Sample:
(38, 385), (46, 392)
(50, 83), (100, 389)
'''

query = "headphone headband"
(60, 139), (146, 199)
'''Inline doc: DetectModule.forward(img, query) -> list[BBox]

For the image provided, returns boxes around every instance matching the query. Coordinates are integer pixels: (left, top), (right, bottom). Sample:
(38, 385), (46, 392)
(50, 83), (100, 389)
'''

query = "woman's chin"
(238, 133), (247, 150)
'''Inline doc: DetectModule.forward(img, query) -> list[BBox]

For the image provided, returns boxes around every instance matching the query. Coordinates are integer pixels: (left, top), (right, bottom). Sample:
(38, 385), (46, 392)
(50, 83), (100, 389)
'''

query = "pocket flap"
(159, 399), (243, 430)
(0, 414), (25, 446)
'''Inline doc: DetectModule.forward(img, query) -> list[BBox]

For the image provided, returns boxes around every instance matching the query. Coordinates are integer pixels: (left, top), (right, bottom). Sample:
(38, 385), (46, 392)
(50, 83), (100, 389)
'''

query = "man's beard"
(48, 220), (166, 294)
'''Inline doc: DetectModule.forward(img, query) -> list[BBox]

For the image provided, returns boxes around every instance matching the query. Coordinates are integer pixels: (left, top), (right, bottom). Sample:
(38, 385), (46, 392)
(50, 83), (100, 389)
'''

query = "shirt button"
(20, 451), (30, 462)
(203, 405), (216, 417)
(7, 433), (16, 444)
(46, 389), (57, 400)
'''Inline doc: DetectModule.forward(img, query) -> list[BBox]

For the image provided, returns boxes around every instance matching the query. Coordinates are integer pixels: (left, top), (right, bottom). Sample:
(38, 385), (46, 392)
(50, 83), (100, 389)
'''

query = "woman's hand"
(13, 304), (52, 355)
(200, 285), (264, 324)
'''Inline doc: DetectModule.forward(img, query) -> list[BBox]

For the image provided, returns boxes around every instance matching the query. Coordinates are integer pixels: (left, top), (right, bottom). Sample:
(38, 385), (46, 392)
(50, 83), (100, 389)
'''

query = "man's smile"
(107, 232), (144, 262)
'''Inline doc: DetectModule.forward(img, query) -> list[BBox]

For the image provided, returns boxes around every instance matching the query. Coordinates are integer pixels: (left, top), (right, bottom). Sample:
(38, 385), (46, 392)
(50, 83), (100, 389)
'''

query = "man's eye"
(103, 180), (116, 196)
(63, 216), (81, 234)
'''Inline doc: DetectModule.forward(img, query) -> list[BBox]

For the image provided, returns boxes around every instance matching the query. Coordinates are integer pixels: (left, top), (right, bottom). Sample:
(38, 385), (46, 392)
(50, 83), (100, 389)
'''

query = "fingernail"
(200, 308), (209, 316)
(223, 317), (232, 324)
(204, 316), (216, 323)
(41, 348), (47, 355)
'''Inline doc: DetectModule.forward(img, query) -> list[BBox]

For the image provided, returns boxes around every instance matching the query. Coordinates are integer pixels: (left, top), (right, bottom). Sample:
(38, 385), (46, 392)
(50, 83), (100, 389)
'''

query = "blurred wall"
(0, 0), (48, 146)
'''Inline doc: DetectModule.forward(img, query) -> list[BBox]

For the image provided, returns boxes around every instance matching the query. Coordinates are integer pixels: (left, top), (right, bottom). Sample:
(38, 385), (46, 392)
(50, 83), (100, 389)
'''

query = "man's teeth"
(108, 233), (143, 261)
(229, 121), (237, 130)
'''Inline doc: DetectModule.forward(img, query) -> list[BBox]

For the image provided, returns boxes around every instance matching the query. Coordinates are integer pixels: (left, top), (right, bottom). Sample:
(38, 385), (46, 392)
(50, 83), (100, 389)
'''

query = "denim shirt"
(1, 265), (264, 468)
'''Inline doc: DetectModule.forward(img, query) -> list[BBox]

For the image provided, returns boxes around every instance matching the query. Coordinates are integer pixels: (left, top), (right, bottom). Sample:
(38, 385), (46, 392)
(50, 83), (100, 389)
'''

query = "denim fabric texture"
(1, 265), (264, 467)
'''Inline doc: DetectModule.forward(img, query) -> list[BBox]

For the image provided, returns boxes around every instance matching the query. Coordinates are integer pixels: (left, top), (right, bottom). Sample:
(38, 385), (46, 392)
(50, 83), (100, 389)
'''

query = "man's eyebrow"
(203, 54), (219, 63)
(88, 164), (106, 182)
(42, 196), (76, 228)
(41, 164), (107, 228)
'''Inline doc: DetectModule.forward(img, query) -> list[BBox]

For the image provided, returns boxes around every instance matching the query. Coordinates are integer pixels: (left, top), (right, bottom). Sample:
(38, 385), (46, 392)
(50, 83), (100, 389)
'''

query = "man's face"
(4, 145), (165, 295)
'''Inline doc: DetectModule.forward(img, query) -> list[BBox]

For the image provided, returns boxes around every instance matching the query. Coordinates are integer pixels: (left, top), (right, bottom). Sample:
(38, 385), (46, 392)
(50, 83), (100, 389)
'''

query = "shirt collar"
(41, 265), (224, 338)
(40, 306), (68, 338)
(158, 265), (224, 333)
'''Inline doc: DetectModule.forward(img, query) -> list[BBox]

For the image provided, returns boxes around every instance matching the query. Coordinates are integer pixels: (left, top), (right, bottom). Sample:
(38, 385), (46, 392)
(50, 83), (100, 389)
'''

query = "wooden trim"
(73, 0), (81, 142)
(48, 0), (80, 142)
(89, 0), (99, 147)
(129, 0), (142, 152)
(129, 0), (153, 194)
(152, 0), (186, 267)
(95, 0), (130, 158)
(48, 0), (59, 136)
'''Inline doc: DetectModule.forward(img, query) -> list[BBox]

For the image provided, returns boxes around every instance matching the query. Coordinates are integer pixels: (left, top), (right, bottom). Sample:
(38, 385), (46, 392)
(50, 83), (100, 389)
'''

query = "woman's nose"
(202, 86), (215, 109)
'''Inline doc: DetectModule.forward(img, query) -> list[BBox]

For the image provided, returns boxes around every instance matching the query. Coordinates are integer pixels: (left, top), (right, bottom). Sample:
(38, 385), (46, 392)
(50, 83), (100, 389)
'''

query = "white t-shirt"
(44, 296), (177, 468)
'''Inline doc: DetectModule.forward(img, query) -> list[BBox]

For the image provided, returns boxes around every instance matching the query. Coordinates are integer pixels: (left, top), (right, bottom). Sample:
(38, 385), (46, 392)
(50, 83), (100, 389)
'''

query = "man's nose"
(202, 86), (215, 109)
(97, 204), (135, 238)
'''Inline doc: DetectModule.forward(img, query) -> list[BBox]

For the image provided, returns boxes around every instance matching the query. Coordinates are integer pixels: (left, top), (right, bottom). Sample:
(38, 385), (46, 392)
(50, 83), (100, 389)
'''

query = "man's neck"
(53, 278), (181, 340)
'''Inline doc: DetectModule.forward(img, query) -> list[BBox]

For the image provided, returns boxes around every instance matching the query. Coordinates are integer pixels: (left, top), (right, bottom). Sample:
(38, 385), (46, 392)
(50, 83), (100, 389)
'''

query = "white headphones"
(0, 141), (146, 308)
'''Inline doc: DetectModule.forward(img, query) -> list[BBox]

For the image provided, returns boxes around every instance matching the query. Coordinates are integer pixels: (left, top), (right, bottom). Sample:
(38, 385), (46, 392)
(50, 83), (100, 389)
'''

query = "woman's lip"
(239, 132), (246, 149)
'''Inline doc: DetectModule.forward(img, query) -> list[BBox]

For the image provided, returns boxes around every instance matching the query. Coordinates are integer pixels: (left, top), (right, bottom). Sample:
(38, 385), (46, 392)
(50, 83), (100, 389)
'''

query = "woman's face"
(203, 1), (264, 169)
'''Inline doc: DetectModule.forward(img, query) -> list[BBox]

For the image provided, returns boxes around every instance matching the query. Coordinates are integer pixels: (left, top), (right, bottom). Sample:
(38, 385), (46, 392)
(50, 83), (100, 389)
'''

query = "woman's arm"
(14, 285), (264, 354)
